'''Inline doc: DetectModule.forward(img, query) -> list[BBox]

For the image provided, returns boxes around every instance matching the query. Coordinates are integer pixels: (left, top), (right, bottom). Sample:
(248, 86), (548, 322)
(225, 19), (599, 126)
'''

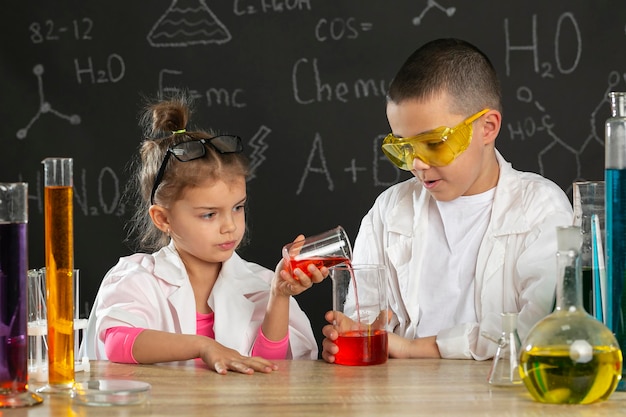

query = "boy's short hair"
(387, 38), (502, 115)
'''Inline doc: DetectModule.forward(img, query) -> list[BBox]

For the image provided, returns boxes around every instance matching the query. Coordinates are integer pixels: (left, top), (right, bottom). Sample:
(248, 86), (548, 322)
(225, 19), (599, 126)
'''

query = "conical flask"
(519, 225), (622, 404)
(486, 313), (522, 386)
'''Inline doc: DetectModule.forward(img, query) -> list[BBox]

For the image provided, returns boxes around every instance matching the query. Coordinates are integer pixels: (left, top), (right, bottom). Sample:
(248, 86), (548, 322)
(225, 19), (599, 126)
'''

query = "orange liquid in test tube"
(44, 185), (74, 389)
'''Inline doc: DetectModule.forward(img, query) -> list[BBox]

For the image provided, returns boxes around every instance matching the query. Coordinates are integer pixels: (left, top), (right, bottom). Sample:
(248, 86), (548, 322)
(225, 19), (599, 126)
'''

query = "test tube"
(27, 268), (48, 383)
(39, 158), (75, 394)
(0, 183), (43, 407)
(605, 91), (626, 391)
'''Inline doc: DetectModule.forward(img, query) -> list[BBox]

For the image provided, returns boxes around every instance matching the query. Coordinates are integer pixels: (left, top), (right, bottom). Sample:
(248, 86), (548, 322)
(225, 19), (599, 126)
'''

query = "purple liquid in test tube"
(0, 183), (43, 408)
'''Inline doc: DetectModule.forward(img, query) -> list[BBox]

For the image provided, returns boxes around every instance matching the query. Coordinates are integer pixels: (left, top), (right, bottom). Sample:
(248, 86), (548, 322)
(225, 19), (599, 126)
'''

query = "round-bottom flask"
(519, 226), (622, 404)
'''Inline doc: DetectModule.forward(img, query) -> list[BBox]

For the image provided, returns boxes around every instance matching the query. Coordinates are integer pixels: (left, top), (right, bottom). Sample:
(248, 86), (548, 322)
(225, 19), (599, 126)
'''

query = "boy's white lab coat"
(353, 151), (573, 360)
(81, 242), (318, 361)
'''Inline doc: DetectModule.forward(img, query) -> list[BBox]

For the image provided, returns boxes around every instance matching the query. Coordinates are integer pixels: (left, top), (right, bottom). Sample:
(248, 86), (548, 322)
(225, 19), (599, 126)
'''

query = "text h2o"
(315, 18), (358, 41)
(74, 53), (125, 84)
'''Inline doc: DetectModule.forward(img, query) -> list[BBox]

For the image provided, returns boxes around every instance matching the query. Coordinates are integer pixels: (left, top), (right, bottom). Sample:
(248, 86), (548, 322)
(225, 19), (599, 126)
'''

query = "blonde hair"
(124, 94), (249, 252)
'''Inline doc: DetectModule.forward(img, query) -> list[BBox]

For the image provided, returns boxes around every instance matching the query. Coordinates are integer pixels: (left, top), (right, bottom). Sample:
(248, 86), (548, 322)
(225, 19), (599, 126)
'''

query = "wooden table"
(7, 359), (626, 416)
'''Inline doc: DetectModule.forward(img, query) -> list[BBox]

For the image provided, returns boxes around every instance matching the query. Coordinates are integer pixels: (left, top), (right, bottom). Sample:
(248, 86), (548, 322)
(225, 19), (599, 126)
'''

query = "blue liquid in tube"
(606, 169), (626, 340)
(605, 91), (626, 391)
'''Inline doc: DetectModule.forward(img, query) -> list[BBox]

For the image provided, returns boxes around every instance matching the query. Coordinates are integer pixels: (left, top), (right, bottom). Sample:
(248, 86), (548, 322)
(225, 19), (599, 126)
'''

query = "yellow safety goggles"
(381, 108), (490, 169)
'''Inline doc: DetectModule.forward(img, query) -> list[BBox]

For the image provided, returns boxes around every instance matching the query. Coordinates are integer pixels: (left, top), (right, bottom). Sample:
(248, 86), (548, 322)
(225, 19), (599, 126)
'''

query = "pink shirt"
(104, 312), (289, 363)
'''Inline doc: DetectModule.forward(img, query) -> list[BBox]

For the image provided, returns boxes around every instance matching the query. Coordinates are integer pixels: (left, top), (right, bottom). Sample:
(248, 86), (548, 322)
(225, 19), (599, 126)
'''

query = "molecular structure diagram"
(507, 71), (625, 194)
(17, 64), (81, 140)
(412, 0), (456, 26)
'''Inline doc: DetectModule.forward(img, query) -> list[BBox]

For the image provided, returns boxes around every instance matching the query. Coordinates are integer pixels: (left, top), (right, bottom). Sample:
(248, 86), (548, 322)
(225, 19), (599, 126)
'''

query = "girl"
(82, 95), (325, 374)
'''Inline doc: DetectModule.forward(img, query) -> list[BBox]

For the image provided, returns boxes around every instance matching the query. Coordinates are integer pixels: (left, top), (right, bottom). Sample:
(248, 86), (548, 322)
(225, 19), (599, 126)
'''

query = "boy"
(322, 38), (573, 361)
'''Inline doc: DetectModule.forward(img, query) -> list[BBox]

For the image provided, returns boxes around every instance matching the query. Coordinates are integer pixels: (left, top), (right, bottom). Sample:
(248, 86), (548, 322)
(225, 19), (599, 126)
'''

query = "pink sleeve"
(251, 327), (289, 360)
(104, 327), (145, 364)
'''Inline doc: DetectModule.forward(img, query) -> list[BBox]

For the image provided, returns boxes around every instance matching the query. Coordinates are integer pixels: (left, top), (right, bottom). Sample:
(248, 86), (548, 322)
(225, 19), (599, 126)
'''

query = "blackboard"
(2, 1), (626, 356)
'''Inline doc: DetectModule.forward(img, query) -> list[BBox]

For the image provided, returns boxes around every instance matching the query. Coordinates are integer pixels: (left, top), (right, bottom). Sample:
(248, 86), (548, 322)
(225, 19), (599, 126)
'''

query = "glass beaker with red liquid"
(0, 182), (44, 408)
(330, 264), (388, 366)
(282, 226), (352, 276)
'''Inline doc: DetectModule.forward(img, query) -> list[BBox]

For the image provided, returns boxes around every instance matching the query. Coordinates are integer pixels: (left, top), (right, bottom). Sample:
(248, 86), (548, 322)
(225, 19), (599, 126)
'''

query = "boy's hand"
(321, 310), (359, 363)
(321, 311), (339, 363)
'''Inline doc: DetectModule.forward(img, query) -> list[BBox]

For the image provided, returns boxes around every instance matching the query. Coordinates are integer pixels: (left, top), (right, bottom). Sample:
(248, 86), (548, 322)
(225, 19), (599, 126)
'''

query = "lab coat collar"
(490, 150), (531, 236)
(151, 241), (268, 294)
(386, 178), (429, 237)
(383, 179), (429, 330)
(151, 241), (188, 287)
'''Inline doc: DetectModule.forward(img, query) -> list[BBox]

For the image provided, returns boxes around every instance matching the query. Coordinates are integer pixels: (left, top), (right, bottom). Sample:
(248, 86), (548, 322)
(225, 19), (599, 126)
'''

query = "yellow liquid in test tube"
(44, 186), (75, 389)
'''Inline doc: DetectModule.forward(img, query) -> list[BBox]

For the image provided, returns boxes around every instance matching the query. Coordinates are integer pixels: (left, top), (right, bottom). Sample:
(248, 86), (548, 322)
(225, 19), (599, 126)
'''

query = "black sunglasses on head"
(150, 134), (243, 205)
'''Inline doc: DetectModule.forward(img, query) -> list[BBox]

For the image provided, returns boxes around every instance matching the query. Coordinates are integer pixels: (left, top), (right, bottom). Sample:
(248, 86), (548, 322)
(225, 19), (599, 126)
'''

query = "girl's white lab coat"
(353, 151), (573, 360)
(81, 242), (318, 361)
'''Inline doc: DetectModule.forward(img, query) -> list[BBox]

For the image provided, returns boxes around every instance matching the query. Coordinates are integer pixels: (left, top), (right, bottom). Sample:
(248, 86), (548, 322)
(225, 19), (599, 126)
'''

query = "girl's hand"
(273, 258), (327, 297)
(198, 338), (278, 375)
(274, 234), (328, 297)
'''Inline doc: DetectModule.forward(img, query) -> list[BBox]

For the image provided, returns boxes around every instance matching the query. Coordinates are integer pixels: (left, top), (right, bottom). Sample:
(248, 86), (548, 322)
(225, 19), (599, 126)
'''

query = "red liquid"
(335, 329), (388, 366)
(289, 256), (350, 276)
